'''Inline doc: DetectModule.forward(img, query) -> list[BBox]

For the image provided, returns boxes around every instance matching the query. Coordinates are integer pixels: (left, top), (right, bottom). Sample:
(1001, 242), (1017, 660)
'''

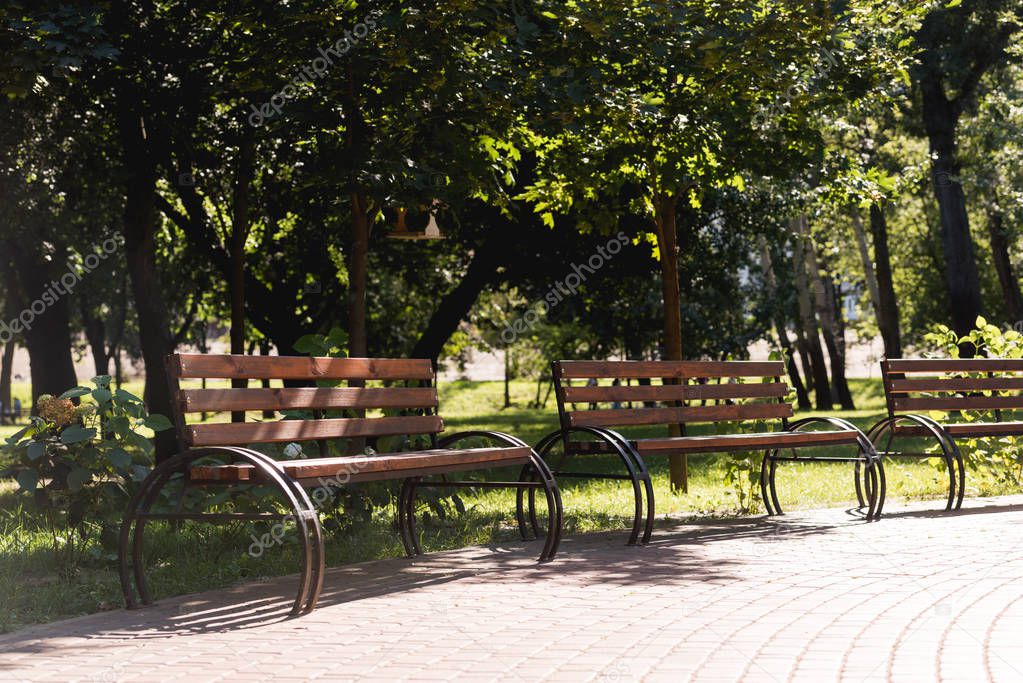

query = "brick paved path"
(3, 496), (1023, 682)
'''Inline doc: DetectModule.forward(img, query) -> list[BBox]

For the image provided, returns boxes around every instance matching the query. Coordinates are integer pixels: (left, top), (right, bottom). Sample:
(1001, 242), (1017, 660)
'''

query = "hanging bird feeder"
(387, 204), (445, 240)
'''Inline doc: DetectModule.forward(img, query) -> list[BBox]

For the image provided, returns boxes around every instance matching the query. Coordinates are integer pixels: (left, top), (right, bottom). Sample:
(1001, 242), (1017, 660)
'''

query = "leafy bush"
(923, 316), (1023, 486)
(2, 375), (173, 578)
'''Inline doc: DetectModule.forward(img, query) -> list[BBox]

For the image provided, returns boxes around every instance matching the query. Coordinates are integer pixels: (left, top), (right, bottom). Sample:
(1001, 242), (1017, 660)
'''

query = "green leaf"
(114, 389), (143, 403)
(92, 388), (113, 403)
(91, 375), (112, 388)
(131, 464), (151, 482)
(67, 467), (93, 491)
(60, 426), (96, 444)
(106, 447), (132, 470)
(143, 414), (173, 432)
(16, 470), (39, 492)
(293, 334), (329, 356)
(26, 441), (45, 461)
(127, 431), (155, 455)
(109, 416), (131, 437)
(5, 424), (32, 446)
(59, 386), (91, 399)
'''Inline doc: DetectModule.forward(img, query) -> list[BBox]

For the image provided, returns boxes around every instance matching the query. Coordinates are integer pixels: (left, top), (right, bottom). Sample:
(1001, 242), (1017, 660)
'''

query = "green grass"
(0, 377), (1018, 633)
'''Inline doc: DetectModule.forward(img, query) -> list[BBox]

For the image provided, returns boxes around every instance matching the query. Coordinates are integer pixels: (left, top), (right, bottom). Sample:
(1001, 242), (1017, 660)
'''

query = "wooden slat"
(562, 382), (787, 404)
(169, 354), (434, 381)
(567, 402), (792, 428)
(178, 387), (438, 413)
(556, 360), (784, 379)
(184, 415), (443, 447)
(893, 396), (1023, 412)
(892, 421), (1023, 437)
(632, 429), (857, 454)
(885, 359), (1023, 373)
(189, 446), (531, 482)
(887, 377), (1023, 393)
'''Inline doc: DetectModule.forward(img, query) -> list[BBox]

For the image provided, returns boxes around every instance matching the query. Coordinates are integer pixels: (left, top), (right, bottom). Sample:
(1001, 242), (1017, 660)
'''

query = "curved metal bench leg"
(953, 444), (966, 510)
(856, 425), (892, 509)
(759, 449), (775, 516)
(120, 447), (322, 617)
(868, 414), (967, 514)
(527, 452), (564, 562)
(397, 478), (415, 556)
(767, 450), (783, 515)
(536, 428), (645, 546)
(400, 477), (423, 557)
(873, 456), (887, 519)
(515, 464), (533, 540)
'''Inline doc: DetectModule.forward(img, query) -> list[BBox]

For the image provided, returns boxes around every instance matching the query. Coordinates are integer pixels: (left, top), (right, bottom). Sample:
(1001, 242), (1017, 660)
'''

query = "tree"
(912, 1), (1023, 343)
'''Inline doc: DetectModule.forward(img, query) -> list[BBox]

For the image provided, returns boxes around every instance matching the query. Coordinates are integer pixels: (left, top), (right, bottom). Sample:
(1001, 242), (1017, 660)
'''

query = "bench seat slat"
(562, 382), (787, 404)
(567, 403), (792, 428)
(893, 396), (1023, 412)
(565, 429), (857, 455)
(171, 354), (434, 381)
(892, 421), (1023, 437)
(188, 446), (532, 483)
(178, 387), (438, 413)
(184, 415), (443, 447)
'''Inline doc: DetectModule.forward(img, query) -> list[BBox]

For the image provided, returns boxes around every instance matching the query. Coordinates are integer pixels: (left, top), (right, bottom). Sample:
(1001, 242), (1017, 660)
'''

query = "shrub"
(3, 375), (173, 578)
(923, 316), (1023, 486)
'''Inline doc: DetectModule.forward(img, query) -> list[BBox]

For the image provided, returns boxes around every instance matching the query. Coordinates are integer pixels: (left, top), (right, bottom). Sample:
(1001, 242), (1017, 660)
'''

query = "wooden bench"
(538, 360), (884, 543)
(119, 354), (563, 616)
(872, 358), (1023, 512)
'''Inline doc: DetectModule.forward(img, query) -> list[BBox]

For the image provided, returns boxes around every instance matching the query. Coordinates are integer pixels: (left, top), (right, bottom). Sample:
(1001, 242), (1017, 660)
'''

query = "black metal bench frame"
(869, 358), (1023, 512)
(119, 354), (563, 617)
(536, 360), (885, 545)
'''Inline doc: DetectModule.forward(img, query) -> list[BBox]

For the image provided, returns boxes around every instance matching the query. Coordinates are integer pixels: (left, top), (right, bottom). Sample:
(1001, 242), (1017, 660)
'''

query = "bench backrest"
(166, 354), (440, 449)
(881, 358), (1023, 419)
(551, 360), (792, 433)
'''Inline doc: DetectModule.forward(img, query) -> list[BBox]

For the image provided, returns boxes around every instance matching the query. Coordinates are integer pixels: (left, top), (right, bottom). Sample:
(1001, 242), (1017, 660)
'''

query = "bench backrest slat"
(568, 403), (791, 428)
(172, 354), (434, 381)
(185, 415), (443, 448)
(561, 381), (788, 404)
(178, 387), (438, 413)
(553, 359), (791, 432)
(881, 358), (1023, 419)
(166, 354), (439, 448)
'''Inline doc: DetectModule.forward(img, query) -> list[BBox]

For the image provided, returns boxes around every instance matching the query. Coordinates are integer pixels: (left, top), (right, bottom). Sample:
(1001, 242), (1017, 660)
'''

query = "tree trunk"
(410, 234), (506, 361)
(806, 234), (854, 410)
(80, 301), (110, 377)
(230, 138), (255, 422)
(0, 341), (12, 417)
(758, 237), (810, 409)
(2, 242), (78, 404)
(986, 210), (1023, 325)
(792, 326), (814, 395)
(348, 191), (370, 359)
(654, 193), (686, 492)
(921, 77), (983, 347)
(503, 348), (512, 408)
(116, 94), (177, 462)
(792, 216), (832, 410)
(854, 206), (903, 359)
(825, 280), (855, 409)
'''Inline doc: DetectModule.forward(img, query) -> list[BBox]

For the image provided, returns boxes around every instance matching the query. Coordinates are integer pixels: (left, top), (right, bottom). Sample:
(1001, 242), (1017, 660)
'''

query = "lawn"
(0, 377), (1016, 633)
